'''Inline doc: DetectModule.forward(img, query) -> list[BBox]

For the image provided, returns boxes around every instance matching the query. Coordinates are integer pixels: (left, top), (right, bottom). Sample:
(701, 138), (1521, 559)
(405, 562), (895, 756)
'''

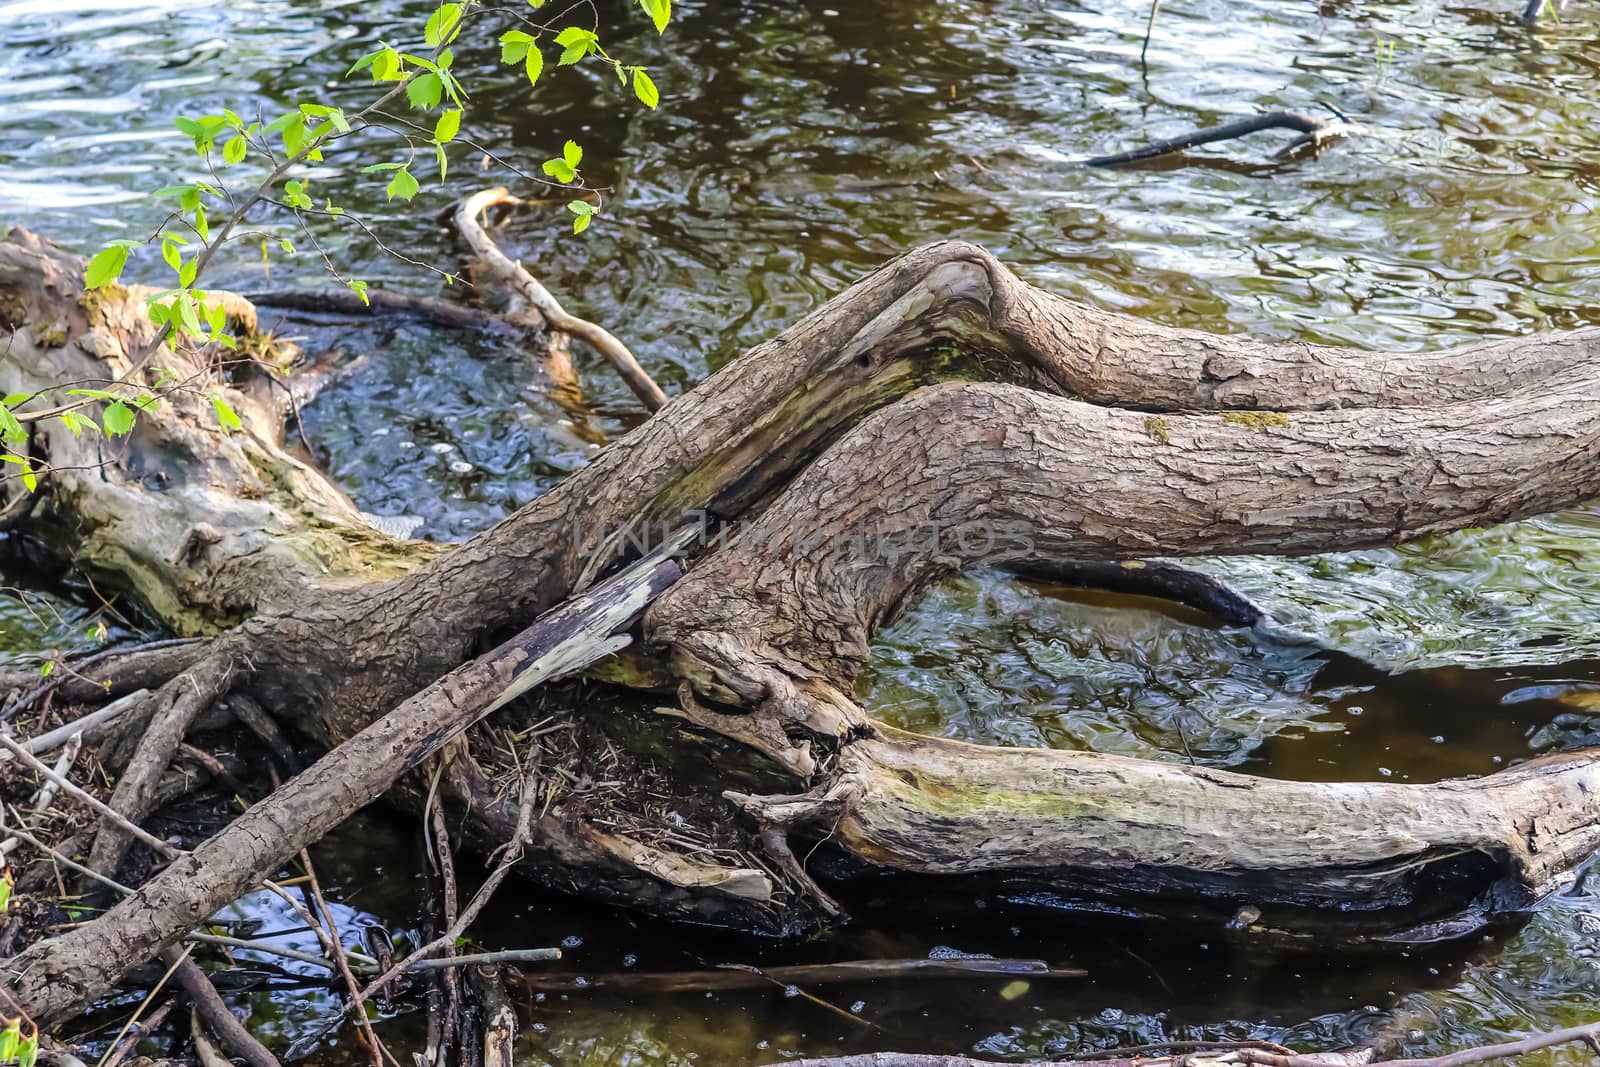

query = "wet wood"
(0, 538), (684, 1024)
(1086, 108), (1356, 167)
(512, 957), (1086, 994)
(4, 230), (1600, 1026)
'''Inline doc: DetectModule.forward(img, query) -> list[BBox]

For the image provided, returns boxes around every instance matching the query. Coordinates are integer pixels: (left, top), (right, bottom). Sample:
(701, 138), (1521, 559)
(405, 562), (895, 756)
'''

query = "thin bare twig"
(0, 732), (183, 859)
(454, 188), (667, 411)
(300, 849), (388, 1067)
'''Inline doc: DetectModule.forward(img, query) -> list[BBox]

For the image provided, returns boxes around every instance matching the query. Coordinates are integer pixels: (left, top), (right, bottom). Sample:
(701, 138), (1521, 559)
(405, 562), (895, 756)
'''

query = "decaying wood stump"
(3, 224), (1599, 1026)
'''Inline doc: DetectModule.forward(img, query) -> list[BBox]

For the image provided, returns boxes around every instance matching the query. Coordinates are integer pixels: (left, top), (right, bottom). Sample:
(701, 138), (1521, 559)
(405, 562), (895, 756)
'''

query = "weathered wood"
(466, 965), (516, 1067)
(4, 229), (1600, 1020)
(0, 539), (684, 1024)
(453, 188), (665, 411)
(1086, 108), (1356, 167)
(512, 957), (1085, 994)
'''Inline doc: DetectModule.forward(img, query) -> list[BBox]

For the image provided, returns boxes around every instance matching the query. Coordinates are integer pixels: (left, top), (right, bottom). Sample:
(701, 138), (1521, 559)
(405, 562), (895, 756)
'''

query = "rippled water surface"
(3, 0), (1600, 1062)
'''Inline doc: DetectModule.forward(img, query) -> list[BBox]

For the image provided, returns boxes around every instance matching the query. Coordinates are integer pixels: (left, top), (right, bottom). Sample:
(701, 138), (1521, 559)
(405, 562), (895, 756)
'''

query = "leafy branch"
(0, 0), (673, 493)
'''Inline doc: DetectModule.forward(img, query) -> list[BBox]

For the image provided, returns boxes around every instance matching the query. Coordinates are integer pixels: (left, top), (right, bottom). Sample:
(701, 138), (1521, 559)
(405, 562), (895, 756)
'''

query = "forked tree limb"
(453, 188), (668, 411)
(645, 375), (1600, 922)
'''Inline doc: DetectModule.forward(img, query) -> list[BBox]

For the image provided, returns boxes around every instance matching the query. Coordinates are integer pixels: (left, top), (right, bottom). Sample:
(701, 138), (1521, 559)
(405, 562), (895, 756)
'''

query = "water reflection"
(3, 0), (1600, 1060)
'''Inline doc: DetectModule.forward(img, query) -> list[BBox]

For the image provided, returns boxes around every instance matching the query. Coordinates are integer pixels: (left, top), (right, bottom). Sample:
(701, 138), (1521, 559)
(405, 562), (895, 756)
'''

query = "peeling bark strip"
(3, 227), (1600, 1025)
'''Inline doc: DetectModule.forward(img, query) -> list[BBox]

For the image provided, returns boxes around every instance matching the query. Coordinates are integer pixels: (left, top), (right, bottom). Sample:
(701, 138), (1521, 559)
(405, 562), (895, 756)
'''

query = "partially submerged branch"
(1, 536), (684, 1024)
(759, 1017), (1600, 1067)
(1087, 108), (1357, 167)
(453, 188), (668, 411)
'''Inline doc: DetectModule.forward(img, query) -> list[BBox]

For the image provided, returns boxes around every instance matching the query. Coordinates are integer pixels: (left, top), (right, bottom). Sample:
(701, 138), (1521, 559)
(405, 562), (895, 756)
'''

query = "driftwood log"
(2, 224), (1600, 1028)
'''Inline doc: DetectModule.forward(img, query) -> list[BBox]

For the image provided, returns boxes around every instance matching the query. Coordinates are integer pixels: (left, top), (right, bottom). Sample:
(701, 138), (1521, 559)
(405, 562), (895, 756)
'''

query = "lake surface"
(2, 0), (1599, 1062)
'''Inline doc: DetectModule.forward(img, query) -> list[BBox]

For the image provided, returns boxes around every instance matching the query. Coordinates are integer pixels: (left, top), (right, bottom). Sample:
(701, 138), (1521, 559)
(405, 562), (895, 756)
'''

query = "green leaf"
(407, 72), (444, 110)
(424, 2), (463, 47)
(222, 134), (247, 165)
(101, 401), (136, 436)
(0, 405), (23, 445)
(361, 162), (407, 173)
(348, 47), (384, 75)
(387, 167), (421, 201)
(284, 180), (314, 209)
(161, 237), (182, 272)
(177, 292), (204, 336)
(348, 279), (370, 306)
(434, 108), (461, 143)
(279, 238), (295, 253)
(633, 68), (659, 108)
(300, 103), (351, 133)
(639, 0), (670, 33)
(554, 27), (596, 65)
(554, 26), (597, 47)
(524, 44), (544, 87)
(209, 394), (243, 432)
(374, 47), (403, 81)
(542, 158), (575, 182)
(563, 139), (583, 169)
(59, 410), (97, 437)
(568, 199), (594, 233)
(499, 29), (534, 63)
(85, 245), (130, 290)
(350, 46), (404, 82)
(435, 143), (449, 182)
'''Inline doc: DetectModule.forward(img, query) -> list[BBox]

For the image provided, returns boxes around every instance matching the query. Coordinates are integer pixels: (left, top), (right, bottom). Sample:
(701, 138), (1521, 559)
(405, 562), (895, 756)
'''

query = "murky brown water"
(3, 0), (1600, 1062)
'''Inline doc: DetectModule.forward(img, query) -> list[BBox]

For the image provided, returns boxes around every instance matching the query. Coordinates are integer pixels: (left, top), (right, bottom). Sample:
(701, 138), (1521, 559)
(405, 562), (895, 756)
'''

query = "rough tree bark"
(2, 224), (1599, 1027)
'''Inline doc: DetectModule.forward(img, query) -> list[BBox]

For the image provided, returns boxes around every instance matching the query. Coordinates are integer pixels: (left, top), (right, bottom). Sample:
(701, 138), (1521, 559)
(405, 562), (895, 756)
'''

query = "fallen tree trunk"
(3, 223), (1599, 1027)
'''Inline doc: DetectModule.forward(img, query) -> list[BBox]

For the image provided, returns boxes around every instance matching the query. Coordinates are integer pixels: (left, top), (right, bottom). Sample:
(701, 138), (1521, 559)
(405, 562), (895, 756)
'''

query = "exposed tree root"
(1, 638), (210, 720)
